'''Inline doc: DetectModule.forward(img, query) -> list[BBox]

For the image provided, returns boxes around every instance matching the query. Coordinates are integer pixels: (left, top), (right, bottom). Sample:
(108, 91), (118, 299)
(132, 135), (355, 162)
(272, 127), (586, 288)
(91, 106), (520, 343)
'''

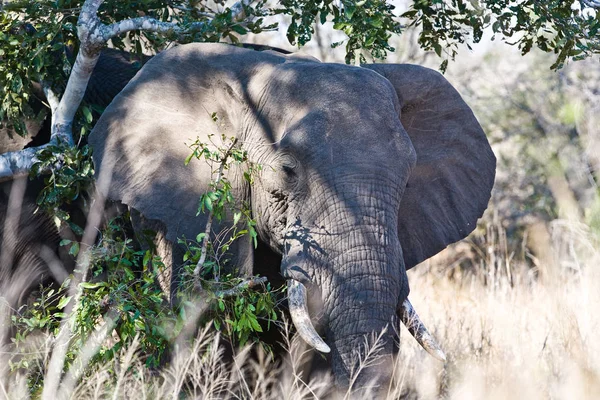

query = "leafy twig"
(193, 138), (238, 279)
(212, 276), (267, 298)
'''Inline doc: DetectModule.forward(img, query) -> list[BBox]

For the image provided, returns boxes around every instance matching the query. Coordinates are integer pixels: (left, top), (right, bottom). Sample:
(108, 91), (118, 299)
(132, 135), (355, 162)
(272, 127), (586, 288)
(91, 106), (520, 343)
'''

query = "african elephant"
(89, 43), (496, 389)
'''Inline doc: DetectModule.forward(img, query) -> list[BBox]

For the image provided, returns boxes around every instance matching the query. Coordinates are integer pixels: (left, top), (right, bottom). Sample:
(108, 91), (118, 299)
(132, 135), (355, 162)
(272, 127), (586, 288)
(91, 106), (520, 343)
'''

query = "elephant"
(89, 44), (496, 387)
(88, 43), (496, 389)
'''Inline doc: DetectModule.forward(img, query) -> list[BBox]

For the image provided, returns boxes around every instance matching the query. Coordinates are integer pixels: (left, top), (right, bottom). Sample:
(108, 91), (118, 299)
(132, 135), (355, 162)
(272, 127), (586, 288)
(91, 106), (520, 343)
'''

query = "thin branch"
(213, 276), (267, 298)
(41, 85), (60, 115)
(103, 0), (252, 39)
(230, 0), (253, 18)
(193, 138), (239, 279)
(582, 0), (600, 8)
(102, 17), (209, 39)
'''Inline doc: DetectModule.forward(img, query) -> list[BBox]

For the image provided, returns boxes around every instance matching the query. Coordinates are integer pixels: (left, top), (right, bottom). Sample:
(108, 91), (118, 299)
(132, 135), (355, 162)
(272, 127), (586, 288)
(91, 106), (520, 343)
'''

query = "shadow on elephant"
(88, 43), (495, 390)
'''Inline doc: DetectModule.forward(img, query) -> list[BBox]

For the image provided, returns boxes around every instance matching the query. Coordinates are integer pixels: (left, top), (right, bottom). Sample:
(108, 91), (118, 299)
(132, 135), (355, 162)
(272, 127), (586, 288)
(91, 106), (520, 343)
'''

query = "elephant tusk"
(399, 299), (446, 362)
(287, 279), (331, 353)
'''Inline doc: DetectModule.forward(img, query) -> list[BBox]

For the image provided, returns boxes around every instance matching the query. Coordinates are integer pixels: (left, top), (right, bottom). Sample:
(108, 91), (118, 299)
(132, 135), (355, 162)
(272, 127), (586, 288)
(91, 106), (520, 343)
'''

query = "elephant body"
(89, 43), (495, 387)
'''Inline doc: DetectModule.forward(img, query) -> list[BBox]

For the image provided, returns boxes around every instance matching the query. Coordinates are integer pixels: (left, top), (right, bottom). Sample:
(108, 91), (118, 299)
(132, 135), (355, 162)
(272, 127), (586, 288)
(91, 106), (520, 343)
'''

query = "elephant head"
(89, 43), (495, 388)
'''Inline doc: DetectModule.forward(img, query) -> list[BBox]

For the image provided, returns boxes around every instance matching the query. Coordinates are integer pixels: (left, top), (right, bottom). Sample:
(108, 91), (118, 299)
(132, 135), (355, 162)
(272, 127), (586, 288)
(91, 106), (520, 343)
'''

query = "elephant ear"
(89, 43), (286, 247)
(364, 64), (496, 269)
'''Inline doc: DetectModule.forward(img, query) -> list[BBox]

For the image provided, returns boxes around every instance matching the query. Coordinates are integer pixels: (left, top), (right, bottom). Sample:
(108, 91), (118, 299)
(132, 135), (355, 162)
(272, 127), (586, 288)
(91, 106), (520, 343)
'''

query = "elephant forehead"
(249, 63), (405, 146)
(259, 62), (398, 109)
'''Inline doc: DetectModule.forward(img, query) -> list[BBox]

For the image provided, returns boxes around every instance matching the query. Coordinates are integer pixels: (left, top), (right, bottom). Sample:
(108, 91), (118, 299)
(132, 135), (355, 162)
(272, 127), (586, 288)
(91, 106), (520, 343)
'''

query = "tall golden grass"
(3, 214), (599, 399)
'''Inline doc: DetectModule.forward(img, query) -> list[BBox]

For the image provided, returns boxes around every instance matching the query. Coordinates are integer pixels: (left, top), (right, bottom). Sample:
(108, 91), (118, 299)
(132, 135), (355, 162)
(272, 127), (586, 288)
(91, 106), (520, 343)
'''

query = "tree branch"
(193, 139), (238, 279)
(42, 84), (60, 115)
(0, 147), (41, 181)
(582, 0), (600, 8)
(103, 17), (209, 38)
(0, 0), (254, 180)
(213, 276), (267, 298)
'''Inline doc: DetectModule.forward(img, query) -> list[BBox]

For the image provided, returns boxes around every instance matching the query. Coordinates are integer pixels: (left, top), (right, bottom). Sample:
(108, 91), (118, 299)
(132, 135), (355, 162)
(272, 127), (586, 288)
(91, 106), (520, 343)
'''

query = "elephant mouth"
(287, 279), (446, 361)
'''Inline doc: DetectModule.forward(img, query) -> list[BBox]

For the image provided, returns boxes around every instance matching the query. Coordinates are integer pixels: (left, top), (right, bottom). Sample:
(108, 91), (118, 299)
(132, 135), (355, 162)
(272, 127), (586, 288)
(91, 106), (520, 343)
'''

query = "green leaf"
(320, 10), (329, 24)
(368, 16), (383, 28)
(344, 5), (356, 19)
(204, 196), (213, 212)
(143, 250), (151, 266)
(57, 296), (72, 310)
(69, 242), (80, 256)
(82, 106), (93, 124)
(80, 282), (105, 289)
(184, 152), (194, 165)
(231, 25), (247, 35)
(439, 59), (449, 73)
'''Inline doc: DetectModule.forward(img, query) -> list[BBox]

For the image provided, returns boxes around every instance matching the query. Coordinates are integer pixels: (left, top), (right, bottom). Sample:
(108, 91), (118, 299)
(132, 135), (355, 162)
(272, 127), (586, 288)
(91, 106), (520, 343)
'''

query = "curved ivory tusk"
(399, 299), (447, 362)
(287, 279), (331, 353)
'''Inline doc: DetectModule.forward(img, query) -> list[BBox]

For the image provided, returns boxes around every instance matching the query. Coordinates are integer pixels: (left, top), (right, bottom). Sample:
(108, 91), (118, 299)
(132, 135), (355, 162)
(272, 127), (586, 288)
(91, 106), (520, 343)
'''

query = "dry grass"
(3, 217), (599, 399)
(397, 217), (600, 400)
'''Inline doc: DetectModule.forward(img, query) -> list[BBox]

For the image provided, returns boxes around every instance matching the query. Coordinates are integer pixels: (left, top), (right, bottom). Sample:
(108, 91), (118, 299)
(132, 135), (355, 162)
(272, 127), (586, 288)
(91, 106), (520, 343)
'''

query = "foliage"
(185, 129), (261, 256)
(10, 214), (177, 394)
(9, 132), (282, 391)
(181, 129), (279, 348)
(3, 0), (600, 134)
(403, 0), (600, 71)
(0, 0), (273, 133)
(30, 143), (94, 232)
(277, 0), (402, 63)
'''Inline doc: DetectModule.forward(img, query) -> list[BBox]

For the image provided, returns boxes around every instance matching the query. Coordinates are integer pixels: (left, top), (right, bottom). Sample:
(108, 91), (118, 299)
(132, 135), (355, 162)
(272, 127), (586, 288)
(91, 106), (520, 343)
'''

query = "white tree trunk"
(0, 0), (253, 179)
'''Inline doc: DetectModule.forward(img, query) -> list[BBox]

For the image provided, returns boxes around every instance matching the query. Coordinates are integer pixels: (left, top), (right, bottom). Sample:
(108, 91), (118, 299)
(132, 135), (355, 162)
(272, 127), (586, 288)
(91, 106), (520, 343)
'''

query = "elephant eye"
(279, 155), (298, 180)
(282, 165), (295, 176)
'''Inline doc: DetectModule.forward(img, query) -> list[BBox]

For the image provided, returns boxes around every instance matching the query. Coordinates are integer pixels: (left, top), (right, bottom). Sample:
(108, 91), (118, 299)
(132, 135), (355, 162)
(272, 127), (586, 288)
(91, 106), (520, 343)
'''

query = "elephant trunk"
(326, 270), (400, 390)
(281, 177), (419, 388)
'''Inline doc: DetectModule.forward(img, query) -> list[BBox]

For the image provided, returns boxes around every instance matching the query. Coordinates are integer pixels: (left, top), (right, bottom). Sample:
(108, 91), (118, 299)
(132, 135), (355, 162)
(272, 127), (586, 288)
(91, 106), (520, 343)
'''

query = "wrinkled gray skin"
(89, 43), (496, 389)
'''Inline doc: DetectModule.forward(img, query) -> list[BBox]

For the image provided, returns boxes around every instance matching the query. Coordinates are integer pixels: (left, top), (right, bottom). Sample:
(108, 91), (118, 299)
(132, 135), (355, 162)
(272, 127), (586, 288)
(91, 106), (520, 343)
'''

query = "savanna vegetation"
(1, 0), (600, 398)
